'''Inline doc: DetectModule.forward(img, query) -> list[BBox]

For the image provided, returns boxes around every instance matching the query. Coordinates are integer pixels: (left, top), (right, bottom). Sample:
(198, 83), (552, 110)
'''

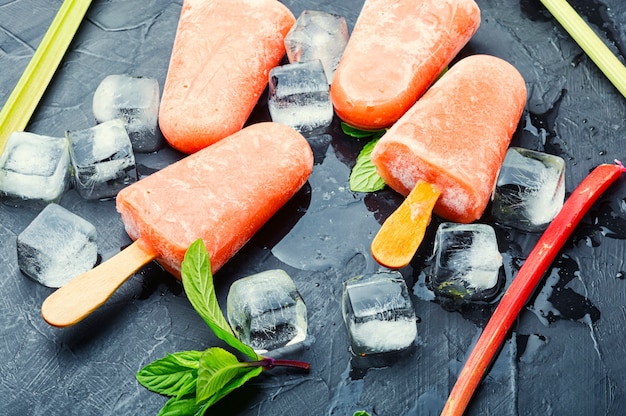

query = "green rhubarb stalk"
(540, 0), (626, 99)
(0, 0), (93, 153)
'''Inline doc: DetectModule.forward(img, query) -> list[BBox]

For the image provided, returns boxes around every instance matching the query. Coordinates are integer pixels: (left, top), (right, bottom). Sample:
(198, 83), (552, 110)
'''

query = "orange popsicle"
(371, 54), (527, 225)
(159, 0), (295, 154)
(42, 122), (313, 327)
(330, 0), (480, 130)
(117, 121), (313, 276)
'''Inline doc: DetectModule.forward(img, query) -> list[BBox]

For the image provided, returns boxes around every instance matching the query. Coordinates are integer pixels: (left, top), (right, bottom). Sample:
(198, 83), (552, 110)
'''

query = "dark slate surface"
(1, 0), (625, 415)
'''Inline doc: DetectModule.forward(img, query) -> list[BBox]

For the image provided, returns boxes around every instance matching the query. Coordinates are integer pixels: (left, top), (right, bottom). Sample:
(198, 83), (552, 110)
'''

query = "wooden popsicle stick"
(41, 239), (157, 327)
(371, 180), (441, 269)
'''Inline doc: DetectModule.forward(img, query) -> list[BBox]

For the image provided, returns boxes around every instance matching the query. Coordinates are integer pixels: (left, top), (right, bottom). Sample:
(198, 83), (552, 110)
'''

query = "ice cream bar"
(159, 0), (295, 154)
(117, 122), (313, 276)
(42, 122), (313, 327)
(371, 54), (527, 224)
(330, 0), (480, 130)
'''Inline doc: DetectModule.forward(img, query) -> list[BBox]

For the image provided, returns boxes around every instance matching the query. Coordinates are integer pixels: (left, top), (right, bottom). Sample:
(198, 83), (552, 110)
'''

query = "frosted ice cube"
(67, 119), (137, 200)
(284, 10), (349, 83)
(268, 60), (333, 134)
(92, 74), (163, 152)
(430, 223), (503, 301)
(17, 203), (98, 288)
(0, 132), (70, 205)
(491, 147), (565, 232)
(227, 269), (307, 354)
(342, 271), (417, 356)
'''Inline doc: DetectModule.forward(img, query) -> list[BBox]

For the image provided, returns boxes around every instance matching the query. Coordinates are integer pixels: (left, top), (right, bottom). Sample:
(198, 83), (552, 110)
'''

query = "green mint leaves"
(341, 122), (385, 139)
(180, 240), (258, 361)
(195, 347), (263, 405)
(341, 122), (387, 193)
(136, 239), (309, 415)
(350, 139), (386, 193)
(136, 351), (202, 399)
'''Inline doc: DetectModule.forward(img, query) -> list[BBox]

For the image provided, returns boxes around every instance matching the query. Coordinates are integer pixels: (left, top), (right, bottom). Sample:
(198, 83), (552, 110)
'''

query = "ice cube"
(17, 203), (98, 288)
(227, 269), (307, 354)
(92, 74), (163, 152)
(430, 223), (503, 301)
(342, 271), (417, 356)
(67, 119), (137, 200)
(491, 147), (565, 232)
(0, 132), (70, 205)
(268, 60), (334, 134)
(284, 10), (349, 83)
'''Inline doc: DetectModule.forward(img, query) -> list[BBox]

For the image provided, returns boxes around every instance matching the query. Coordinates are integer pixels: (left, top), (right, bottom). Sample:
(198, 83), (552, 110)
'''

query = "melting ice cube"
(284, 10), (349, 83)
(268, 60), (333, 134)
(491, 147), (565, 232)
(67, 119), (137, 200)
(92, 74), (163, 152)
(0, 132), (70, 205)
(430, 223), (503, 301)
(17, 203), (98, 288)
(227, 269), (307, 354)
(342, 271), (417, 356)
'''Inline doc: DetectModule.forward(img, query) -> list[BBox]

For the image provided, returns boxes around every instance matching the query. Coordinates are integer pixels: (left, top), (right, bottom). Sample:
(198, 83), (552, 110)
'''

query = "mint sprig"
(341, 122), (386, 140)
(350, 139), (386, 193)
(180, 241), (258, 361)
(136, 239), (310, 415)
(136, 351), (201, 399)
(341, 122), (387, 193)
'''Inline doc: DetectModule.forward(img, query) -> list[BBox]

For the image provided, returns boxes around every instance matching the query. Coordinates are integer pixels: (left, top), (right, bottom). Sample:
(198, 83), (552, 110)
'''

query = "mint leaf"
(341, 123), (388, 193)
(203, 365), (263, 409)
(353, 412), (371, 416)
(169, 350), (204, 369)
(136, 350), (202, 398)
(341, 122), (386, 139)
(181, 240), (229, 331)
(181, 239), (259, 360)
(350, 139), (386, 192)
(139, 241), (310, 414)
(158, 396), (203, 416)
(196, 347), (249, 402)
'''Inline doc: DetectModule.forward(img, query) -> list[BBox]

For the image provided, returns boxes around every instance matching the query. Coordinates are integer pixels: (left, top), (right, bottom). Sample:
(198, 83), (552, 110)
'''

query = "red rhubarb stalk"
(441, 161), (626, 416)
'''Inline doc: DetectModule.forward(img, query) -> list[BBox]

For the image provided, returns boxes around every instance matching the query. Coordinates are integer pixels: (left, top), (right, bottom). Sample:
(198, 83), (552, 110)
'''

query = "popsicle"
(370, 54), (527, 268)
(330, 0), (480, 131)
(158, 0), (295, 154)
(41, 122), (314, 327)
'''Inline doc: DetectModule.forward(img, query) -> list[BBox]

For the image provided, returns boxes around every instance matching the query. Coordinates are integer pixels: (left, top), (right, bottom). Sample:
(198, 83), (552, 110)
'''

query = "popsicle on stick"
(41, 122), (314, 327)
(370, 54), (527, 268)
(330, 0), (480, 131)
(159, 0), (295, 154)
